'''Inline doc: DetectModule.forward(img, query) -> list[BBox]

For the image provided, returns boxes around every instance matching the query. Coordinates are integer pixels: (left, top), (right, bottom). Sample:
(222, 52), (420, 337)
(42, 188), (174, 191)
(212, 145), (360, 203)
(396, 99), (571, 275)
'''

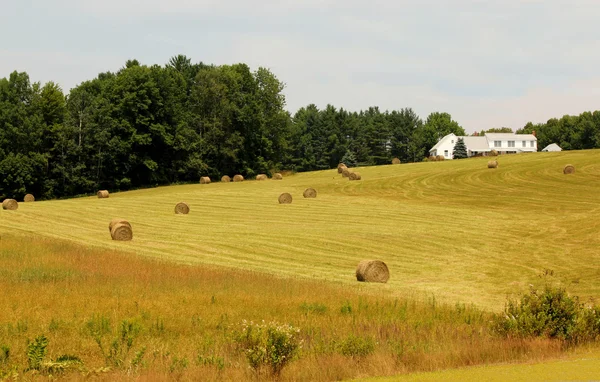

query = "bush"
(494, 285), (600, 342)
(235, 320), (301, 376)
(337, 334), (375, 358)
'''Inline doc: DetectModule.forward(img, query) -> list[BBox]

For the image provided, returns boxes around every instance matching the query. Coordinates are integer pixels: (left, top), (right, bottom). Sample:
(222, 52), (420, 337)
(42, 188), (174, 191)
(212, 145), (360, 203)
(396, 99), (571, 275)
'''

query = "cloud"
(1, 0), (599, 132)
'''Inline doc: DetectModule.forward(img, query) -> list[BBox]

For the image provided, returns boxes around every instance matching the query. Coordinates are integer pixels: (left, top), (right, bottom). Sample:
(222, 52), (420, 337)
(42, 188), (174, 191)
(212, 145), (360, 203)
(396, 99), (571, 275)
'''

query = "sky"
(1, 0), (599, 132)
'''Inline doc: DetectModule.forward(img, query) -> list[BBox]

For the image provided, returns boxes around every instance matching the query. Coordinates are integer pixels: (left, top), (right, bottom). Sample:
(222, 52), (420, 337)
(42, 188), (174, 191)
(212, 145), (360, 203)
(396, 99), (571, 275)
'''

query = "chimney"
(532, 130), (536, 137)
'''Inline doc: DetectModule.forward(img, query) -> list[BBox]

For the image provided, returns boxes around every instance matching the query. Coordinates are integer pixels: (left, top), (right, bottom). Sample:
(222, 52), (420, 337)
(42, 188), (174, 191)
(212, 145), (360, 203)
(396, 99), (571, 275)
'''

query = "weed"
(300, 302), (328, 315)
(337, 334), (375, 358)
(235, 320), (301, 376)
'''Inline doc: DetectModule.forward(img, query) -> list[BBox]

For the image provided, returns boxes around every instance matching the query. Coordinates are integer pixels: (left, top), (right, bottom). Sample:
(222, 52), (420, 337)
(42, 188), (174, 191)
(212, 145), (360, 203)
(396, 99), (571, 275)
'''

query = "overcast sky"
(2, 0), (599, 132)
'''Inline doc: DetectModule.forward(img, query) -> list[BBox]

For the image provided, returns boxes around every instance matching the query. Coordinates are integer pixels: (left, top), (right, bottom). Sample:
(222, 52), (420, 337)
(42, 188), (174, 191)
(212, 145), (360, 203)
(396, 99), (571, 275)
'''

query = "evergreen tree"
(341, 149), (357, 167)
(452, 138), (468, 159)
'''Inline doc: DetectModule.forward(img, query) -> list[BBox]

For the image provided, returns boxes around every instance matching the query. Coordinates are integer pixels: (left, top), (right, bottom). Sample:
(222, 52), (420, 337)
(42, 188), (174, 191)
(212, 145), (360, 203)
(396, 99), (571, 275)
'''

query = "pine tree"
(452, 138), (468, 159)
(341, 149), (357, 167)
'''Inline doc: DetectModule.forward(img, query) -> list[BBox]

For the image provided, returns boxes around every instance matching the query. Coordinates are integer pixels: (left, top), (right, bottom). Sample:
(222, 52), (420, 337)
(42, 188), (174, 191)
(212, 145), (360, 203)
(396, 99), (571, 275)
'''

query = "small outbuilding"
(541, 143), (562, 152)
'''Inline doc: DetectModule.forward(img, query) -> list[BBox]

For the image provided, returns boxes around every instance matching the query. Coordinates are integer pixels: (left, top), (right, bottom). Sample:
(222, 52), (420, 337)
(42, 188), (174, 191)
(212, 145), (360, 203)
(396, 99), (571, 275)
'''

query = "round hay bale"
(278, 192), (292, 204)
(233, 174), (244, 182)
(23, 194), (35, 202)
(428, 156), (437, 162)
(487, 160), (498, 169)
(303, 188), (317, 198)
(111, 222), (133, 241)
(356, 260), (389, 283)
(200, 176), (211, 184)
(392, 158), (401, 165)
(563, 164), (575, 175)
(256, 174), (267, 181)
(273, 173), (283, 180)
(97, 190), (109, 198)
(436, 155), (445, 161)
(337, 163), (347, 174)
(349, 172), (361, 181)
(221, 175), (231, 182)
(342, 168), (351, 178)
(2, 199), (18, 210)
(108, 218), (131, 233)
(174, 202), (190, 214)
(489, 149), (498, 156)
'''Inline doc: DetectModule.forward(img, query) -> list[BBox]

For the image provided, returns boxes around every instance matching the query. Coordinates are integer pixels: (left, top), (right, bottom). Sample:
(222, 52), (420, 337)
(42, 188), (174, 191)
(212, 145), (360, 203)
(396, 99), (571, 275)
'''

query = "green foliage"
(85, 316), (142, 367)
(452, 138), (468, 159)
(340, 149), (358, 168)
(26, 335), (48, 370)
(336, 334), (375, 358)
(196, 354), (225, 371)
(300, 302), (328, 315)
(235, 320), (301, 376)
(494, 286), (600, 342)
(340, 301), (353, 315)
(0, 345), (9, 364)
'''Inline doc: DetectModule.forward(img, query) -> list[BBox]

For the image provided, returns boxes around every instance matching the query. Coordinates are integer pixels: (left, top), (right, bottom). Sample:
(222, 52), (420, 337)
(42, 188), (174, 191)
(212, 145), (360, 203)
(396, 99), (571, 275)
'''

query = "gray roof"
(542, 143), (562, 151)
(485, 133), (537, 141)
(461, 136), (490, 151)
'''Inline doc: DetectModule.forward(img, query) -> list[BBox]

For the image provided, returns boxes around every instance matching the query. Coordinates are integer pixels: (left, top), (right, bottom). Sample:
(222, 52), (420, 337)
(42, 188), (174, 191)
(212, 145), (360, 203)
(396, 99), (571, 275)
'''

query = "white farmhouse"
(429, 133), (537, 159)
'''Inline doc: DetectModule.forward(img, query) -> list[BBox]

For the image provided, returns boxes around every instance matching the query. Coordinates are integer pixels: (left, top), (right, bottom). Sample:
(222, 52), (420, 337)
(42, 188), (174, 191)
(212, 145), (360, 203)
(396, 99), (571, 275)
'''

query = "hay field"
(2, 150), (600, 309)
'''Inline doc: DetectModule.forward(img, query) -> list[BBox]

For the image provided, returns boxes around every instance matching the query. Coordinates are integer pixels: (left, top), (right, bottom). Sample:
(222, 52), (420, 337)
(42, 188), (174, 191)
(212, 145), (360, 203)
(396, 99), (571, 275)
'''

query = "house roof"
(485, 133), (537, 141)
(542, 143), (562, 151)
(429, 133), (456, 152)
(461, 136), (490, 151)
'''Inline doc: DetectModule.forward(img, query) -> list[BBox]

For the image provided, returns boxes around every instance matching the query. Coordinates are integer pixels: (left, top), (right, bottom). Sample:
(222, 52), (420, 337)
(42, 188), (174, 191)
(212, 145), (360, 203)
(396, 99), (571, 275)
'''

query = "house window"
(444, 150), (448, 157)
(451, 140), (454, 144)
(494, 141), (501, 147)
(530, 141), (534, 147)
(508, 141), (515, 147)
(522, 141), (526, 147)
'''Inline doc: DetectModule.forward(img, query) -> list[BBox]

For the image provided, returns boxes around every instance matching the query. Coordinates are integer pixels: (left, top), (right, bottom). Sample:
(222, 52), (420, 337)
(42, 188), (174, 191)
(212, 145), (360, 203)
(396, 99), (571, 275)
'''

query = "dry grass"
(0, 235), (576, 381)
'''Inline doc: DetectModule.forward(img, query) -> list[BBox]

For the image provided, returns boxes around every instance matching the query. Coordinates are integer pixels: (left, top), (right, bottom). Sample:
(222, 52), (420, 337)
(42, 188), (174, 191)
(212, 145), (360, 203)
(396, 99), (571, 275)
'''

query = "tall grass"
(0, 235), (576, 380)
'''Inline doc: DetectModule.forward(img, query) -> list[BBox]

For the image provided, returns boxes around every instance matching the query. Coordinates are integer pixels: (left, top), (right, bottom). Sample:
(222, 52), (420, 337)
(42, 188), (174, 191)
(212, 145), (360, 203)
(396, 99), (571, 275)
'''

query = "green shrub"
(337, 334), (375, 358)
(494, 285), (600, 341)
(235, 320), (301, 376)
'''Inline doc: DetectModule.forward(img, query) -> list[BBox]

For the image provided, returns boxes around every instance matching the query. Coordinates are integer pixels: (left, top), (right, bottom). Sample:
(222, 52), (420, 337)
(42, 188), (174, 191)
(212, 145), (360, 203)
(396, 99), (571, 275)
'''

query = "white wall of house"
(488, 139), (537, 152)
(429, 134), (458, 159)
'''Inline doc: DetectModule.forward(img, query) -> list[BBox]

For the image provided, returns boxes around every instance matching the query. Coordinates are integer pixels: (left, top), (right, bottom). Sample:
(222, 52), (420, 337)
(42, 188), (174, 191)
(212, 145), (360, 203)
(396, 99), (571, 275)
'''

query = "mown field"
(2, 150), (600, 309)
(1, 150), (599, 380)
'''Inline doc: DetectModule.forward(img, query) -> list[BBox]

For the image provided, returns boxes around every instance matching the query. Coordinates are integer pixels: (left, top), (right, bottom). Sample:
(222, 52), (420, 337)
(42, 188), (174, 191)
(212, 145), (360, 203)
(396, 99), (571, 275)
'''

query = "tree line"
(0, 55), (598, 200)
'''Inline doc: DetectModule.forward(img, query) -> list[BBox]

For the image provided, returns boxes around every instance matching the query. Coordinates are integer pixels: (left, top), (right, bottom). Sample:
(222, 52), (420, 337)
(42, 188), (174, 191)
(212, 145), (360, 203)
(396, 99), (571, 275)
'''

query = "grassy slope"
(1, 151), (600, 309)
(365, 348), (600, 382)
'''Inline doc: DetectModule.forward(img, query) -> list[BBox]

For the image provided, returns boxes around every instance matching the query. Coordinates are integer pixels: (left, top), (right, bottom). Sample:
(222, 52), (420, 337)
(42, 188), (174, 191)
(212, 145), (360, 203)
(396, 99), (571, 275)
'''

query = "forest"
(1, 55), (599, 200)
